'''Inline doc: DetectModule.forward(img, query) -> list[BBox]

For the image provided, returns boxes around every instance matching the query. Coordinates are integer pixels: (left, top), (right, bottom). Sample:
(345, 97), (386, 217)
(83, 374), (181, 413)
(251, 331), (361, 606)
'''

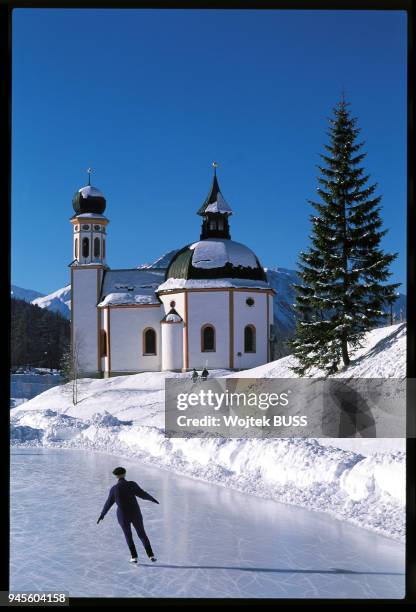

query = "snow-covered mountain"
(11, 285), (45, 303)
(11, 323), (406, 541)
(10, 285), (71, 319)
(31, 286), (71, 319)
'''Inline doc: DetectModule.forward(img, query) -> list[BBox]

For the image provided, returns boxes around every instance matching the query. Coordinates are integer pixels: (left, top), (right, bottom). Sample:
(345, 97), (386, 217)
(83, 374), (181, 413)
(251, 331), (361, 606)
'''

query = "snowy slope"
(230, 322), (406, 380)
(31, 285), (71, 318)
(10, 324), (406, 541)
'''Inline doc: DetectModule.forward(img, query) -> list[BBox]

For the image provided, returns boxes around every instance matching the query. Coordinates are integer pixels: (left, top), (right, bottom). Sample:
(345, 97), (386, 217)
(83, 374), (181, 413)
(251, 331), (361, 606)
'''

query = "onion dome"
(164, 165), (266, 283)
(165, 238), (267, 282)
(72, 184), (106, 216)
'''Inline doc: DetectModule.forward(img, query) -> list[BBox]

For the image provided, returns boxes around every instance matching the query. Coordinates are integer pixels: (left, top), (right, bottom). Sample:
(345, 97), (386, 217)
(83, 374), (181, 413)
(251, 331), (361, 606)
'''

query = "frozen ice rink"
(10, 448), (405, 599)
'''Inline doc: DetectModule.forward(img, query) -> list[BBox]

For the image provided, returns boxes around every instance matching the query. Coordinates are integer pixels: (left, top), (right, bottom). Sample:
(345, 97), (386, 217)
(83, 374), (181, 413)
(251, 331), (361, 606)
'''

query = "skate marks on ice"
(10, 449), (404, 599)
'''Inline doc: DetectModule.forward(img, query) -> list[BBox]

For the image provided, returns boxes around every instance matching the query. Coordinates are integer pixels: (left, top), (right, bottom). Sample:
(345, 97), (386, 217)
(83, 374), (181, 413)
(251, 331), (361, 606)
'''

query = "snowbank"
(10, 324), (406, 541)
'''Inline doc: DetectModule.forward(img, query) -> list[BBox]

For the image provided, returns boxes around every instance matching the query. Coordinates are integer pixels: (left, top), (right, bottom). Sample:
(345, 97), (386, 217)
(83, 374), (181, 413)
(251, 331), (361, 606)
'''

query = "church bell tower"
(69, 169), (109, 378)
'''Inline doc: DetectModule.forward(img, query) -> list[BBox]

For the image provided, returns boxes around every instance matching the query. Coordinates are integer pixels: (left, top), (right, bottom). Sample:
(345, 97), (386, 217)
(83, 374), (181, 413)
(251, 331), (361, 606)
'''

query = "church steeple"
(197, 162), (233, 240)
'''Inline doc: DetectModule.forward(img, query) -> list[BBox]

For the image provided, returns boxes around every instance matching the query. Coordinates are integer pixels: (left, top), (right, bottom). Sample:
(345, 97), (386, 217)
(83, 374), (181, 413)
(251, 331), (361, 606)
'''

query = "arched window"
(82, 237), (89, 258)
(100, 329), (107, 357)
(103, 239), (106, 259)
(143, 328), (157, 355)
(244, 325), (256, 353)
(94, 237), (100, 258)
(201, 324), (216, 352)
(209, 219), (216, 230)
(74, 238), (78, 260)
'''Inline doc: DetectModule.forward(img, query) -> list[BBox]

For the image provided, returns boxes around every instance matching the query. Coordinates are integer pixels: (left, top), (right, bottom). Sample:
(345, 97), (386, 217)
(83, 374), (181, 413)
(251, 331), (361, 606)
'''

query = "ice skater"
(97, 466), (159, 564)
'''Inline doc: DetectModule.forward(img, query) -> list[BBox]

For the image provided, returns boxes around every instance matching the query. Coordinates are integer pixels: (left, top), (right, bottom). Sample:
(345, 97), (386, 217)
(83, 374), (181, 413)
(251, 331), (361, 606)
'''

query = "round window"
(82, 224), (90, 231)
(94, 225), (101, 231)
(246, 297), (255, 307)
(170, 300), (176, 307)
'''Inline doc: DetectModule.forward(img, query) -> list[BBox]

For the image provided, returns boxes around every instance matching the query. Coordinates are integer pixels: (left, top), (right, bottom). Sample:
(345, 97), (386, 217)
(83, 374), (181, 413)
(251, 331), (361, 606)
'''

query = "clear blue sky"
(12, 9), (407, 295)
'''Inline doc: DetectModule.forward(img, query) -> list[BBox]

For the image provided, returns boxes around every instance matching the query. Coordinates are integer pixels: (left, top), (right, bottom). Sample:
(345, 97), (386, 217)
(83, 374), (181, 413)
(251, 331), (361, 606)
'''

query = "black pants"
(117, 508), (154, 559)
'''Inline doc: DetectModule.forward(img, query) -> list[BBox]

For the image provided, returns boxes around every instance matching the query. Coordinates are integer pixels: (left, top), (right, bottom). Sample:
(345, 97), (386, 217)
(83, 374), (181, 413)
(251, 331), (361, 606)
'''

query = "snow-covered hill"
(31, 285), (71, 319)
(10, 323), (406, 541)
(10, 284), (71, 319)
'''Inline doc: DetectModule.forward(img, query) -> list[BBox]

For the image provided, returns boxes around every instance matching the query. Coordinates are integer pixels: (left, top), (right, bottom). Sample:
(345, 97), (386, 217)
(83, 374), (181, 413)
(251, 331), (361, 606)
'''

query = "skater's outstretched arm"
(132, 482), (159, 504)
(97, 486), (116, 522)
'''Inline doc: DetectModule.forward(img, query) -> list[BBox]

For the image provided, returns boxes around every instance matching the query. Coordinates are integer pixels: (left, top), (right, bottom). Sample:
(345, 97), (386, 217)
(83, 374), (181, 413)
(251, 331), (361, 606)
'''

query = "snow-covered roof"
(204, 191), (232, 214)
(189, 239), (259, 270)
(78, 185), (104, 199)
(157, 277), (272, 292)
(74, 213), (108, 220)
(197, 174), (233, 216)
(98, 269), (165, 307)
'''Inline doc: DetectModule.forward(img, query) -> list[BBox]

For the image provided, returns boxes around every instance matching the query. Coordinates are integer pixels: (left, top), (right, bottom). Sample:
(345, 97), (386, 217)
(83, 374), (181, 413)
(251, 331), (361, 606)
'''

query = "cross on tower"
(87, 167), (93, 186)
(212, 161), (218, 176)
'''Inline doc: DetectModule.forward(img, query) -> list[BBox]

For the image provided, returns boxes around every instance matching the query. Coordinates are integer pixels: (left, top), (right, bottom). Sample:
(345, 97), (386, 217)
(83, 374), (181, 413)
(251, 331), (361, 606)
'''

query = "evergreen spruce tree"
(290, 97), (399, 375)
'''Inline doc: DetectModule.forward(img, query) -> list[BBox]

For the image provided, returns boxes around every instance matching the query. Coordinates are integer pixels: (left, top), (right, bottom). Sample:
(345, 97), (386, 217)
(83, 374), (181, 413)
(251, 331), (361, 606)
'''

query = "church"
(69, 166), (275, 377)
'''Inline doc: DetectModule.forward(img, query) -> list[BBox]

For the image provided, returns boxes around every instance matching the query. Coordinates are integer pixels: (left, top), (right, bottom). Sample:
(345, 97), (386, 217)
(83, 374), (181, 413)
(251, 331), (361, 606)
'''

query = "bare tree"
(60, 334), (83, 405)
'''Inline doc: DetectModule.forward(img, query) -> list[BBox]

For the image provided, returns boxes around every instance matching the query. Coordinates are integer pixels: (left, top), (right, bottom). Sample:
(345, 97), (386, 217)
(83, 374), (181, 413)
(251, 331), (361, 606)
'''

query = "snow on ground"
(10, 324), (406, 542)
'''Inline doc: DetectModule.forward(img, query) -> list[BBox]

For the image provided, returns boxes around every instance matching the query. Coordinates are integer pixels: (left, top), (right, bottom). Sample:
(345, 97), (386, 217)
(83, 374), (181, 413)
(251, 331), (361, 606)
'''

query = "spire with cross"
(87, 167), (93, 186)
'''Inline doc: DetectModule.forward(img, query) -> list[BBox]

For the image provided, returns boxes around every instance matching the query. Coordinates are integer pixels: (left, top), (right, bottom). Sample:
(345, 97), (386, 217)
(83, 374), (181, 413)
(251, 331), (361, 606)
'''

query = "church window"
(246, 297), (255, 307)
(201, 324), (216, 352)
(82, 237), (89, 258)
(101, 330), (107, 357)
(94, 225), (101, 231)
(143, 328), (157, 355)
(74, 238), (78, 259)
(103, 239), (106, 259)
(209, 220), (216, 230)
(82, 224), (90, 230)
(244, 325), (256, 353)
(94, 237), (100, 258)
(218, 218), (224, 230)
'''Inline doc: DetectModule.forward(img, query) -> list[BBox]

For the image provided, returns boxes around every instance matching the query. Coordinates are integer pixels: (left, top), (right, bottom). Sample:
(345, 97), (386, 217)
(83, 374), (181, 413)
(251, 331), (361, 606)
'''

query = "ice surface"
(10, 449), (404, 599)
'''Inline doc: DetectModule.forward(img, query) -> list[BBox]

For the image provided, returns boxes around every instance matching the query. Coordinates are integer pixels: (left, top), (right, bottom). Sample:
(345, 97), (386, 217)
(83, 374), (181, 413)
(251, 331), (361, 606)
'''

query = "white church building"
(70, 167), (275, 377)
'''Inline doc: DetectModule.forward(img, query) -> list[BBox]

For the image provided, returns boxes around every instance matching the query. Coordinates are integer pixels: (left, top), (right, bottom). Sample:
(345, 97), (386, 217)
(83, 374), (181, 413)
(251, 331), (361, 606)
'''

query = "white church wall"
(233, 290), (270, 370)
(187, 290), (229, 369)
(108, 306), (162, 373)
(159, 292), (186, 317)
(72, 267), (101, 375)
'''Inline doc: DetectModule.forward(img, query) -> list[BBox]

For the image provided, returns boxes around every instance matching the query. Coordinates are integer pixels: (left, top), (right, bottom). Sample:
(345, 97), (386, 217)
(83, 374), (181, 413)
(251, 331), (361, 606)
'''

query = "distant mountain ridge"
(12, 252), (406, 341)
(11, 284), (71, 319)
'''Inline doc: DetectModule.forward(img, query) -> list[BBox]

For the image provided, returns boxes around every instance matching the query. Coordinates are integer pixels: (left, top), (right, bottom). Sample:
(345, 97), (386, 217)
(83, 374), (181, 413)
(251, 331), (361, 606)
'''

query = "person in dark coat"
(201, 367), (209, 381)
(97, 466), (159, 563)
(191, 368), (199, 383)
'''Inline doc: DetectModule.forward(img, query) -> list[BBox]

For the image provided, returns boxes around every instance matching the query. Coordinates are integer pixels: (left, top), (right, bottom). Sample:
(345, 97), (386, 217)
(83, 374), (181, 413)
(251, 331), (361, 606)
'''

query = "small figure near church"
(191, 368), (199, 383)
(201, 367), (209, 381)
